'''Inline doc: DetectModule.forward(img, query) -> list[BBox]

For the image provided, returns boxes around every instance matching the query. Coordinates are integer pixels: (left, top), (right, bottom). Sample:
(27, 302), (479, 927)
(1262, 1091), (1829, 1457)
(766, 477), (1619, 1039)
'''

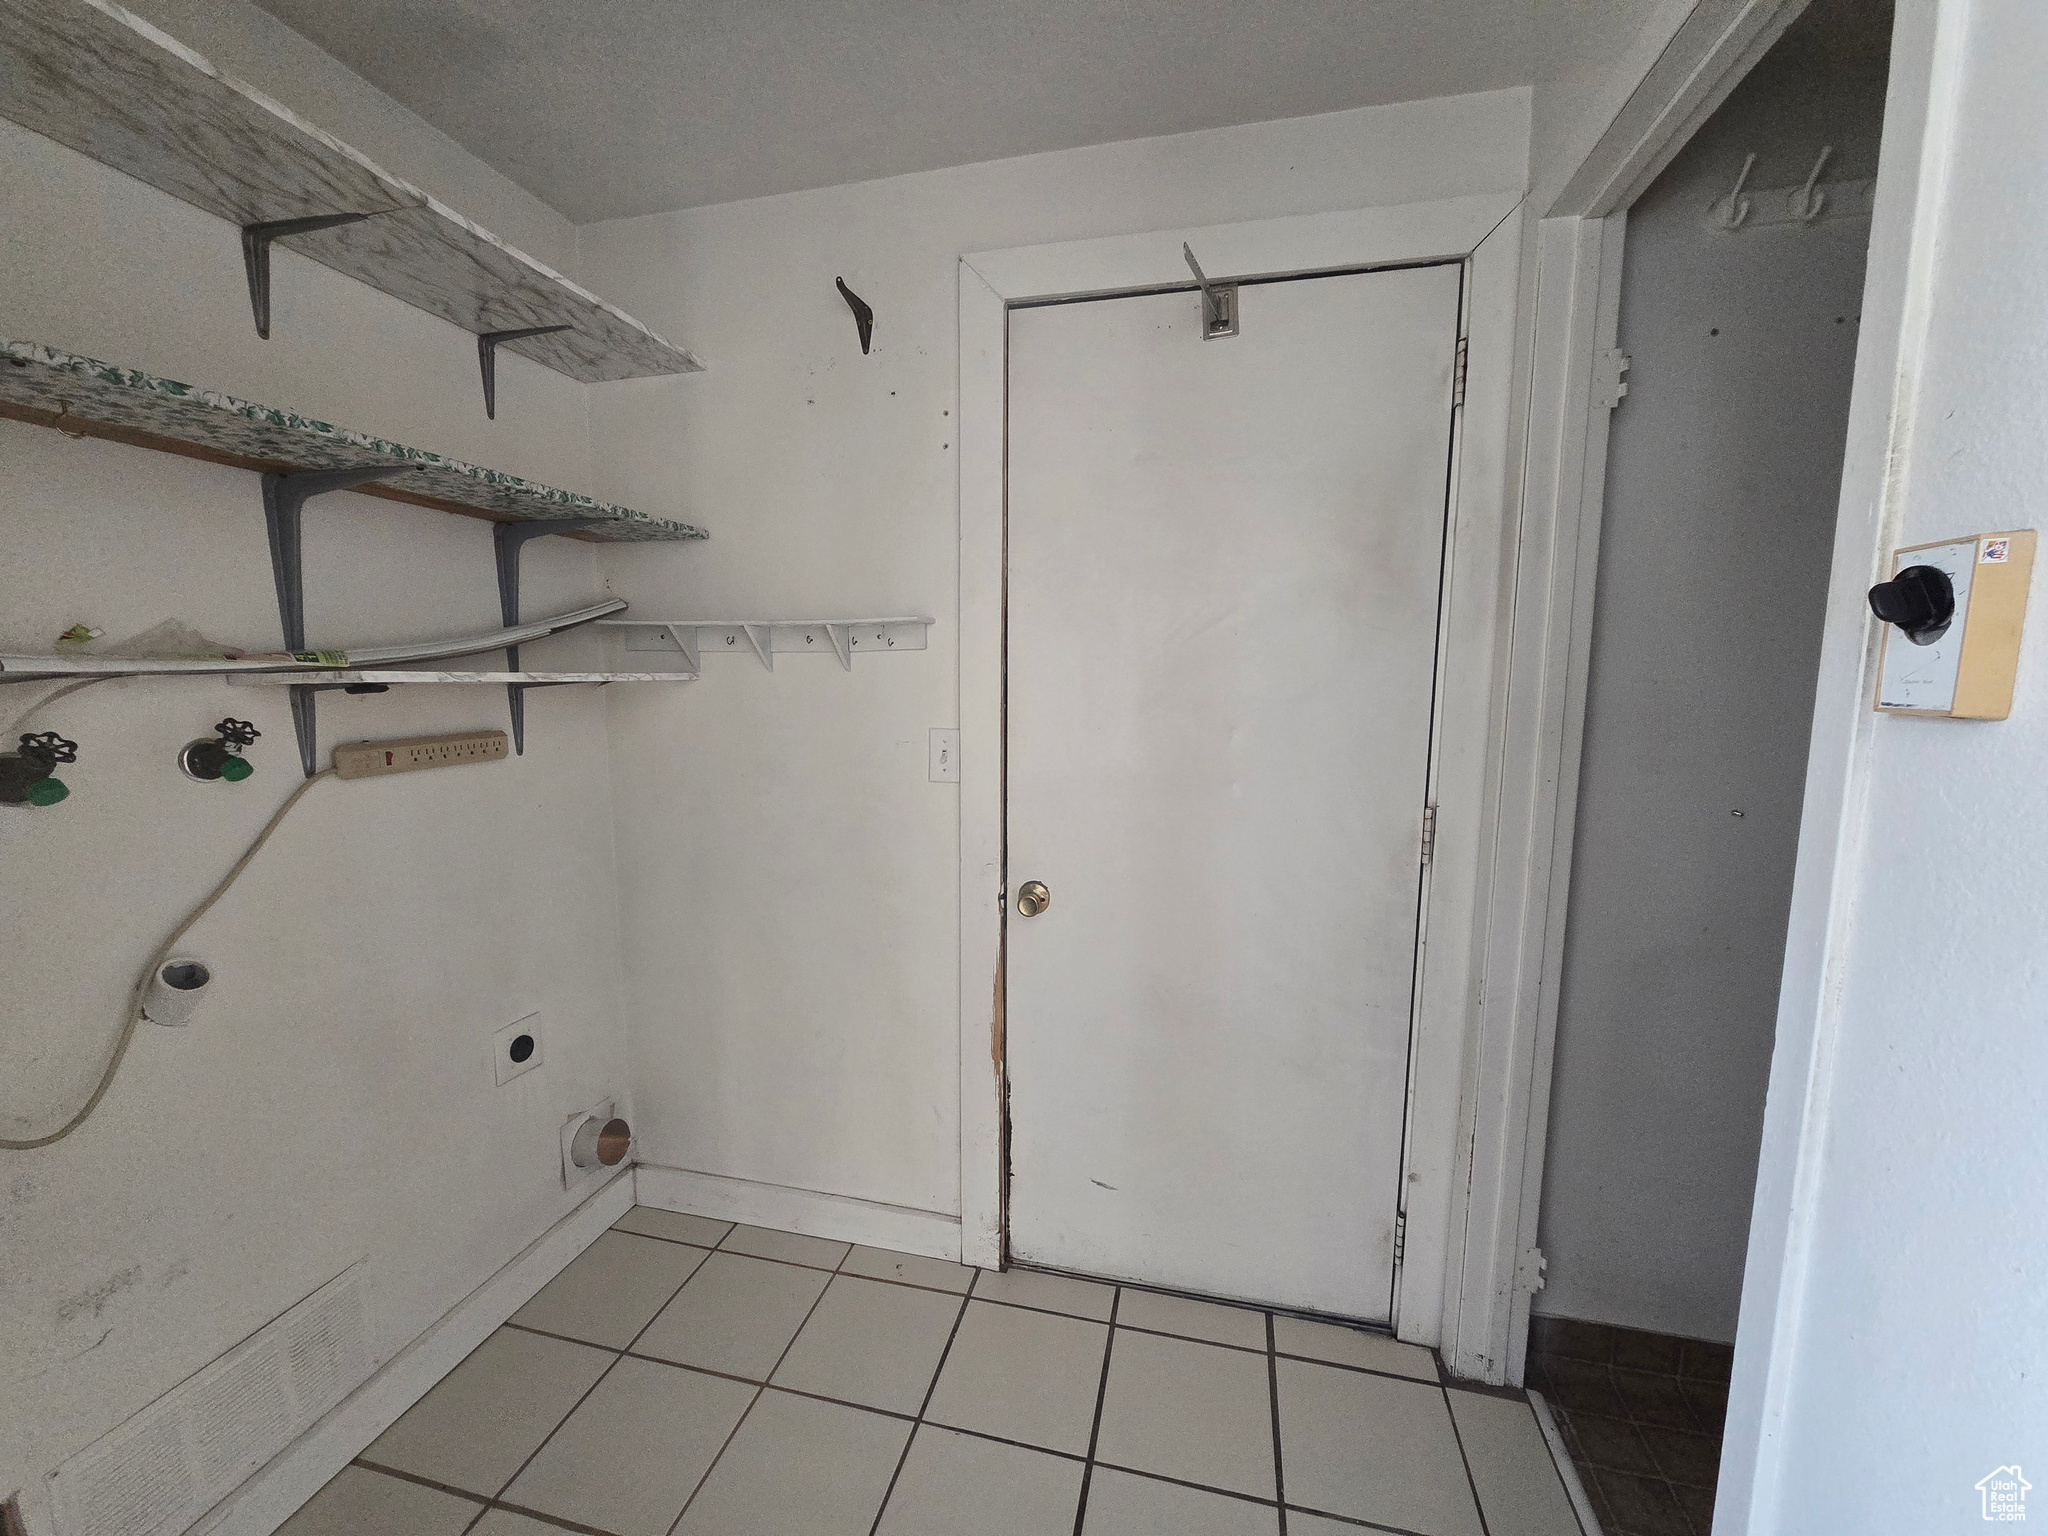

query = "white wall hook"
(1792, 146), (1834, 220)
(1718, 152), (1757, 229)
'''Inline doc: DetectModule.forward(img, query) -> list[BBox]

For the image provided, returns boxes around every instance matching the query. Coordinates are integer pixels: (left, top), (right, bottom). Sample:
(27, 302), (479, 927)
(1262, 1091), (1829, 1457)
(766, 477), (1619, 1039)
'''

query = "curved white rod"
(0, 598), (626, 679)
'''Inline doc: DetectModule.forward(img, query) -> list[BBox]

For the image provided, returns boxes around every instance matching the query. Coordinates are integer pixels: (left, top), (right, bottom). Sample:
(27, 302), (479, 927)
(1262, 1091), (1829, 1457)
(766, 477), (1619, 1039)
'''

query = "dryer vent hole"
(509, 1034), (536, 1064)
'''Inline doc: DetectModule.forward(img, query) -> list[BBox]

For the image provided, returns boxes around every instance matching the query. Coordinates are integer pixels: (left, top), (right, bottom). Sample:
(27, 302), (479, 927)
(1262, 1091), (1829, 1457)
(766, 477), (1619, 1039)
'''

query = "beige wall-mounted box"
(1874, 530), (2036, 719)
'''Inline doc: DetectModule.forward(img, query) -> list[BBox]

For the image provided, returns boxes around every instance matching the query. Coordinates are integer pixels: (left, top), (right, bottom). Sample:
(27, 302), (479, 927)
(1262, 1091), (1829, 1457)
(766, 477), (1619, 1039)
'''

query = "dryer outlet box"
(493, 1014), (544, 1085)
(561, 1097), (618, 1190)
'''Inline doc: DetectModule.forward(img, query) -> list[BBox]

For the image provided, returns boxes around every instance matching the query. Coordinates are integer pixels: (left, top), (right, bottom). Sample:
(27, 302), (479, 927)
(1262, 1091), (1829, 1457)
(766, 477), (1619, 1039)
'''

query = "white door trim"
(1490, 0), (1965, 1497)
(955, 192), (1524, 1357)
(1461, 0), (1825, 1388)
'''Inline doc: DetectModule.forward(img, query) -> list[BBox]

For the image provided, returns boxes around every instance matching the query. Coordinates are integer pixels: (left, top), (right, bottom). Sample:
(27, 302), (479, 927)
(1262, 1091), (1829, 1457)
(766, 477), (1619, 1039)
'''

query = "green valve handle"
(182, 718), (261, 783)
(26, 776), (68, 806)
(1, 732), (79, 807)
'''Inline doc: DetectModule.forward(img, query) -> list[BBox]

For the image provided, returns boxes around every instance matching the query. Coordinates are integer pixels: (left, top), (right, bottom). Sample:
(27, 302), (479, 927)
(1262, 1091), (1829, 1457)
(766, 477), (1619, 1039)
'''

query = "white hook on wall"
(1791, 145), (1835, 221)
(1718, 152), (1758, 229)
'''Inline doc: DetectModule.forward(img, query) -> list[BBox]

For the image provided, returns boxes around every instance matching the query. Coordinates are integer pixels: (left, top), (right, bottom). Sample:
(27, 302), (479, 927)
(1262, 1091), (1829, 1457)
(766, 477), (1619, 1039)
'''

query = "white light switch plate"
(929, 728), (960, 782)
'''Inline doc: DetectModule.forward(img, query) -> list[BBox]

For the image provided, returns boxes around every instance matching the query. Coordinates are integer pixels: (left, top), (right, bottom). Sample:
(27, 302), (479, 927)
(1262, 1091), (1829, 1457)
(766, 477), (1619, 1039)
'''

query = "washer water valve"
(0, 732), (79, 806)
(181, 718), (261, 783)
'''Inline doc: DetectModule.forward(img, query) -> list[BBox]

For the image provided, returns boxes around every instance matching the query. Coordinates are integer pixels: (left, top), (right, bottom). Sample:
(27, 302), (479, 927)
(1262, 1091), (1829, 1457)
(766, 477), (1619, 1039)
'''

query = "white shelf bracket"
(742, 625), (775, 672)
(824, 624), (855, 670)
(662, 624), (702, 679)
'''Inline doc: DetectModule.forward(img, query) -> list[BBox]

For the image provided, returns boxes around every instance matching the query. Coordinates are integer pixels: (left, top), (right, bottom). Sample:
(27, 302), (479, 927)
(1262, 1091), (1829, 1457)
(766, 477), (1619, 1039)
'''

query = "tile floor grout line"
(351, 1457), (493, 1508)
(484, 1227), (726, 1524)
(1277, 1349), (1445, 1386)
(1267, 1311), (1290, 1536)
(1067, 1285), (1122, 1536)
(499, 1324), (991, 1433)
(1089, 1459), (1279, 1507)
(481, 1496), (626, 1536)
(1009, 1259), (1415, 1336)
(661, 1249), (843, 1536)
(969, 1293), (1117, 1324)
(1592, 1355), (1716, 1535)
(865, 1267), (980, 1536)
(1439, 1379), (1495, 1536)
(1279, 1502), (1448, 1535)
(482, 1350), (629, 1508)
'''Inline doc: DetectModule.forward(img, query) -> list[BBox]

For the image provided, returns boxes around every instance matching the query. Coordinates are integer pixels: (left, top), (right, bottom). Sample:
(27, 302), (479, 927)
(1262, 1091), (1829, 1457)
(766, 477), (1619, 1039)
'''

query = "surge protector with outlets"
(333, 731), (509, 779)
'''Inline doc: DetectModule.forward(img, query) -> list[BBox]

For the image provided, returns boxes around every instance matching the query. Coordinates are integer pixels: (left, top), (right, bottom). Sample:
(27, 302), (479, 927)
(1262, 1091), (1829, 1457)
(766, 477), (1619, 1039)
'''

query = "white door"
(1004, 264), (1464, 1320)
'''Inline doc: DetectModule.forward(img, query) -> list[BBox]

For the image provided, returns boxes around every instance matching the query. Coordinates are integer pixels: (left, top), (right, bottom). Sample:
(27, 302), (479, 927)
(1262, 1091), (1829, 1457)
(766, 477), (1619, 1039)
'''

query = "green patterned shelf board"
(0, 340), (708, 542)
(0, 0), (703, 384)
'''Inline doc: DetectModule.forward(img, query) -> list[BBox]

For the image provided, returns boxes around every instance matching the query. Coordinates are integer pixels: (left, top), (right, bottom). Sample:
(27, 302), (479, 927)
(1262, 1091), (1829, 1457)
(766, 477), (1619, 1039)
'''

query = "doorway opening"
(1523, 2), (1896, 1531)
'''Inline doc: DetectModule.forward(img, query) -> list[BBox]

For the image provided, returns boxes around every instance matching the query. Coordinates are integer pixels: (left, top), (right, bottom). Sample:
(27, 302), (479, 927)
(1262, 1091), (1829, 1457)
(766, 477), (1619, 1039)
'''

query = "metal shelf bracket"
(1182, 243), (1239, 340)
(494, 518), (602, 752)
(242, 212), (381, 340)
(478, 325), (574, 419)
(263, 464), (417, 776)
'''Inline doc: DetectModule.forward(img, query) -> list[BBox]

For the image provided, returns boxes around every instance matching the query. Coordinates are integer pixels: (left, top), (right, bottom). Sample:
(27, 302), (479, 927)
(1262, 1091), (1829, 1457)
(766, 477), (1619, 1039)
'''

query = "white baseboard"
(195, 1169), (634, 1536)
(634, 1163), (963, 1263)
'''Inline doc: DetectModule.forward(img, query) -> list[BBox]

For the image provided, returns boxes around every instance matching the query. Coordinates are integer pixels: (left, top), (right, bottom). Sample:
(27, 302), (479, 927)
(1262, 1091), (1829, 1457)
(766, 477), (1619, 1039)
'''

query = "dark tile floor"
(1525, 1316), (1731, 1536)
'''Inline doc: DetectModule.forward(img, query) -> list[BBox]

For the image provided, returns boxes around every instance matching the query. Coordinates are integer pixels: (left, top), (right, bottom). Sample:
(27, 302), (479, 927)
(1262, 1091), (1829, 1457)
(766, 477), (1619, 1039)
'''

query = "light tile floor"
(281, 1207), (1587, 1536)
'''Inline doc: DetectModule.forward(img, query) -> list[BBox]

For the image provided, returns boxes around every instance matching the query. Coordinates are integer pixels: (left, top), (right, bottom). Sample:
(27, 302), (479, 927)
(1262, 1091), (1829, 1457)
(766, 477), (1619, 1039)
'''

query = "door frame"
(1441, 0), (1830, 1387)
(956, 192), (1523, 1351)
(1466, 0), (1951, 1445)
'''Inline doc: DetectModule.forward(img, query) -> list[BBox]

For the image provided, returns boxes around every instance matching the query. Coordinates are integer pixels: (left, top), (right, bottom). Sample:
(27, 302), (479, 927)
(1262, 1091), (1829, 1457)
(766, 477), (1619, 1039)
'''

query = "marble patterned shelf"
(0, 339), (708, 541)
(0, 0), (703, 384)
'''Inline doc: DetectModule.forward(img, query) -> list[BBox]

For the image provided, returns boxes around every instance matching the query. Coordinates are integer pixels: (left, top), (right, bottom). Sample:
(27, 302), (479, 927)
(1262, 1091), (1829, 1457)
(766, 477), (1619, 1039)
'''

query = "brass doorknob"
(1016, 881), (1051, 917)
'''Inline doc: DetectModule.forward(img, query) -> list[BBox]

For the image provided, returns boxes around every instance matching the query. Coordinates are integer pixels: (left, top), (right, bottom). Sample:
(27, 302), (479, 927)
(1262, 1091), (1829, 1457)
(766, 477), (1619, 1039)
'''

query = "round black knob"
(1868, 564), (1955, 644)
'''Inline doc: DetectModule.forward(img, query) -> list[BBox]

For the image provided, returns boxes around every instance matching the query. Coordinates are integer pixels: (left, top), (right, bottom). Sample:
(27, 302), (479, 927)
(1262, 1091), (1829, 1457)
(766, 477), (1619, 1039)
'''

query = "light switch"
(1873, 530), (2035, 719)
(929, 728), (961, 782)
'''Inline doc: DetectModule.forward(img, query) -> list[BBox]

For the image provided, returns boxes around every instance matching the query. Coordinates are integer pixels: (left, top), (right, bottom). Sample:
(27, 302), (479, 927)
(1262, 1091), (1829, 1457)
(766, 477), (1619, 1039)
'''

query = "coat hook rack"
(242, 212), (382, 339)
(836, 278), (874, 355)
(1791, 145), (1834, 221)
(1182, 243), (1239, 340)
(478, 325), (574, 419)
(1717, 153), (1758, 230)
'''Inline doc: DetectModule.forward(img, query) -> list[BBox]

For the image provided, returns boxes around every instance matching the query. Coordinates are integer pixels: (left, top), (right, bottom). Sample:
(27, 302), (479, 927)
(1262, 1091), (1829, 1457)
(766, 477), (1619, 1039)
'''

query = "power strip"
(333, 731), (509, 779)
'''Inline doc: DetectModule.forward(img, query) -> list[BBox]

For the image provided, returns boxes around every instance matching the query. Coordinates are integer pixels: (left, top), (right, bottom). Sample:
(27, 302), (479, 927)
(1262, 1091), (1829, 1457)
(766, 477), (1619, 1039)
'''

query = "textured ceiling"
(248, 0), (1593, 223)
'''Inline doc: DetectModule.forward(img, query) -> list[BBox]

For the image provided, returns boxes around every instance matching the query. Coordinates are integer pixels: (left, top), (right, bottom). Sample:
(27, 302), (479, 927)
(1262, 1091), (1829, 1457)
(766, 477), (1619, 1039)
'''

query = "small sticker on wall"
(1981, 537), (2012, 563)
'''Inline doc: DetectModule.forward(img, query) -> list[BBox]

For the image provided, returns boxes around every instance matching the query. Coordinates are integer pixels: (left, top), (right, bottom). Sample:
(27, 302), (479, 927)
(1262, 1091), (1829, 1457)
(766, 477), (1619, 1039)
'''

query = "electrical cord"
(0, 675), (113, 738)
(1, 768), (336, 1150)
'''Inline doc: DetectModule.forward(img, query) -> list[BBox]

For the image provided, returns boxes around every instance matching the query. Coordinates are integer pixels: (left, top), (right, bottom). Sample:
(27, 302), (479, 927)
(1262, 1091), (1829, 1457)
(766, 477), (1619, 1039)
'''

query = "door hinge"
(1594, 348), (1631, 409)
(1420, 804), (1438, 866)
(1393, 1208), (1407, 1265)
(1451, 337), (1469, 409)
(1515, 1244), (1548, 1297)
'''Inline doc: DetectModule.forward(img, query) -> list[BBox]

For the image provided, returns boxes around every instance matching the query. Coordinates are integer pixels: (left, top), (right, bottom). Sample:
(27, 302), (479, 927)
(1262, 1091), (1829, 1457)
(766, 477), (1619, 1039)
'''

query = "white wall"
(1734, 0), (2048, 1527)
(574, 93), (1531, 1237)
(1535, 0), (1890, 1343)
(0, 25), (631, 1536)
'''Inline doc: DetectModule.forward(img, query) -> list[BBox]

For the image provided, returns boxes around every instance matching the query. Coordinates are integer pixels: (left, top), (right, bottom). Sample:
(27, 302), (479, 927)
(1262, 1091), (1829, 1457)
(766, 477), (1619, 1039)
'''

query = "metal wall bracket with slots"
(1182, 243), (1239, 340)
(264, 464), (416, 777)
(242, 212), (381, 340)
(494, 518), (601, 753)
(603, 618), (933, 676)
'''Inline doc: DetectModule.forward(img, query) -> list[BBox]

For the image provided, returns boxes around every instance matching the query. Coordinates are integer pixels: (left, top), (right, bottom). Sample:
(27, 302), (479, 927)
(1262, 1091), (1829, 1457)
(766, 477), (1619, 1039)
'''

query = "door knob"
(1016, 880), (1051, 917)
